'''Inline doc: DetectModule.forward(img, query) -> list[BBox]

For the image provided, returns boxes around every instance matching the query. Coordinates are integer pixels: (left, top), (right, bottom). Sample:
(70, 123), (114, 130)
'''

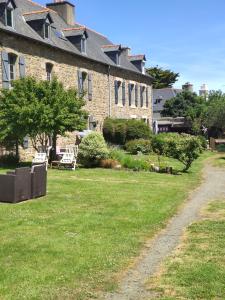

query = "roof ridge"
(23, 9), (50, 16)
(63, 26), (86, 31)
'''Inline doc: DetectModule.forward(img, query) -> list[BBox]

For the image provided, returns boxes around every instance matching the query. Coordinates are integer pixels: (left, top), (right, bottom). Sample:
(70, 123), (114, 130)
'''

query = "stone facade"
(0, 30), (152, 158)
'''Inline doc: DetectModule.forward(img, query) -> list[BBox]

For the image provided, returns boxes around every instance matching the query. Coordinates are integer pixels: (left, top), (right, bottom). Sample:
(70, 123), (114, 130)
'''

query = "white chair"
(32, 152), (48, 170)
(59, 152), (76, 170)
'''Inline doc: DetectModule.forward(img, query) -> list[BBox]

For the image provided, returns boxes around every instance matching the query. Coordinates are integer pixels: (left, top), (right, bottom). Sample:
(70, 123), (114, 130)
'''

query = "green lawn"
(213, 153), (225, 167)
(0, 153), (211, 299)
(148, 199), (225, 300)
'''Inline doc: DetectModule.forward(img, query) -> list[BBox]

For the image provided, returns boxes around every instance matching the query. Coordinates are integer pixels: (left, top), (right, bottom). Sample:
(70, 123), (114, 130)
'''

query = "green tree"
(205, 91), (225, 137)
(146, 66), (179, 89)
(152, 133), (203, 172)
(162, 90), (207, 135)
(0, 77), (87, 159)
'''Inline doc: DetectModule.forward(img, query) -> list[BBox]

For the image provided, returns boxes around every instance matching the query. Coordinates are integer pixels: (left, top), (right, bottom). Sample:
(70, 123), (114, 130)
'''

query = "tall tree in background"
(162, 90), (207, 135)
(146, 66), (179, 89)
(0, 77), (88, 159)
(205, 91), (225, 137)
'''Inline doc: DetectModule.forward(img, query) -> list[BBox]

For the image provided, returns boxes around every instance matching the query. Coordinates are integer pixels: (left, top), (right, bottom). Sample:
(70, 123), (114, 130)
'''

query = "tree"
(152, 133), (203, 172)
(0, 77), (88, 159)
(146, 66), (179, 89)
(162, 90), (207, 135)
(205, 91), (225, 137)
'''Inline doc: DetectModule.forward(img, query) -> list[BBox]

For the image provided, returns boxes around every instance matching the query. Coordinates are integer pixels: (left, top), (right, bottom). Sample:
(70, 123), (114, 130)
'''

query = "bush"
(0, 153), (19, 166)
(152, 133), (203, 172)
(197, 135), (208, 150)
(103, 118), (152, 145)
(78, 132), (109, 167)
(125, 139), (152, 154)
(216, 144), (225, 152)
(100, 159), (120, 169)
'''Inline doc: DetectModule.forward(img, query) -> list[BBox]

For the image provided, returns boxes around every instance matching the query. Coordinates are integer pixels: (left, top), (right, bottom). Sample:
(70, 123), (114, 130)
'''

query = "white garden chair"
(59, 152), (76, 170)
(32, 152), (48, 170)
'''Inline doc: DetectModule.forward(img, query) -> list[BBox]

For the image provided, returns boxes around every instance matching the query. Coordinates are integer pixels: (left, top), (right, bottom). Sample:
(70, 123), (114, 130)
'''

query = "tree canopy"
(205, 91), (225, 137)
(146, 66), (179, 89)
(0, 77), (88, 157)
(162, 90), (207, 135)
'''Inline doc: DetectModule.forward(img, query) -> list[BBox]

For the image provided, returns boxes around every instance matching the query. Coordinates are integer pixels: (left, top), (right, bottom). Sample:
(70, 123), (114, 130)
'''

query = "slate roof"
(0, 0), (152, 79)
(153, 88), (182, 112)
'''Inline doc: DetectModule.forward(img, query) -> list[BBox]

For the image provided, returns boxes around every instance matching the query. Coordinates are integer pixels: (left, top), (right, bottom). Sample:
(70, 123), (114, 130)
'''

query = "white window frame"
(8, 53), (17, 86)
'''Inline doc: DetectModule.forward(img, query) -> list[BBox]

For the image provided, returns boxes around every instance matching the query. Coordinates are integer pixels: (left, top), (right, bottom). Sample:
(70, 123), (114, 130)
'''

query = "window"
(46, 63), (53, 81)
(115, 80), (122, 105)
(129, 84), (135, 106)
(8, 53), (17, 83)
(44, 22), (50, 39)
(5, 5), (13, 28)
(81, 37), (86, 54)
(140, 86), (146, 108)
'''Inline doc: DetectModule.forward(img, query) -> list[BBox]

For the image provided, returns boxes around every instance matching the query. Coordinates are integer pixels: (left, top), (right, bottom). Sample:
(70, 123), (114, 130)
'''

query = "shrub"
(125, 139), (152, 154)
(103, 118), (152, 145)
(100, 159), (120, 169)
(216, 144), (225, 152)
(197, 135), (208, 150)
(152, 133), (203, 171)
(78, 132), (109, 167)
(0, 153), (19, 166)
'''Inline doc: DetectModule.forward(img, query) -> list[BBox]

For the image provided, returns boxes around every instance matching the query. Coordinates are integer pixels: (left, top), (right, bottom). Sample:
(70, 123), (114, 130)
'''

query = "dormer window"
(63, 27), (88, 54)
(44, 21), (50, 39)
(24, 10), (53, 40)
(81, 36), (86, 54)
(3, 1), (16, 28)
(6, 6), (13, 27)
(129, 55), (147, 74)
(101, 45), (121, 66)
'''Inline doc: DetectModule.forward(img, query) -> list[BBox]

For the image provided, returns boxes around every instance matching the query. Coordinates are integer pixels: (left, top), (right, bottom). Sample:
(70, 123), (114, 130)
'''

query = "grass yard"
(148, 199), (225, 300)
(0, 152), (211, 299)
(213, 153), (225, 167)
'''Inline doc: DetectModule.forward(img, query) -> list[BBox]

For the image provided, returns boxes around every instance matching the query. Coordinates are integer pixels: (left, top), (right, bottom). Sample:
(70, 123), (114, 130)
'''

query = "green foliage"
(162, 90), (207, 135)
(205, 91), (225, 137)
(152, 133), (203, 171)
(0, 77), (88, 157)
(0, 153), (19, 167)
(110, 148), (149, 171)
(146, 66), (179, 89)
(125, 139), (152, 155)
(103, 118), (152, 145)
(78, 132), (109, 167)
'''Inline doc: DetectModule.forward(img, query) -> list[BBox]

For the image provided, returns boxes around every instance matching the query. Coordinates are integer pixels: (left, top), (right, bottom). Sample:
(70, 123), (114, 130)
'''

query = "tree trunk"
(15, 140), (19, 161)
(52, 133), (57, 161)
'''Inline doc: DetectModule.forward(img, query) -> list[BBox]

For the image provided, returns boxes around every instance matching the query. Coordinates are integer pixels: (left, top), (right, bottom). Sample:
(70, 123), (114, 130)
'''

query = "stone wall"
(0, 31), (152, 160)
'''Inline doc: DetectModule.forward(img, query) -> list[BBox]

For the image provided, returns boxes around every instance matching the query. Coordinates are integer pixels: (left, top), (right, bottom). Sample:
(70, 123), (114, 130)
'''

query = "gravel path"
(105, 162), (225, 300)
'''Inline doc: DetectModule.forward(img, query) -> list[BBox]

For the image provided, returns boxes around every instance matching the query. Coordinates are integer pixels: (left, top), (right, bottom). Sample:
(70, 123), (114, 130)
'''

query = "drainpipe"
(107, 65), (111, 117)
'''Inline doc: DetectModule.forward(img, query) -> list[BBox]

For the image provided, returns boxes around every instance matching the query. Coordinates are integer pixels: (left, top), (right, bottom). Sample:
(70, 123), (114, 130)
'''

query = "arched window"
(46, 63), (53, 81)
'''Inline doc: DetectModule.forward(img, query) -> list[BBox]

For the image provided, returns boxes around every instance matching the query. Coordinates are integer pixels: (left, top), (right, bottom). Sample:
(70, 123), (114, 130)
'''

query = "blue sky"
(40, 0), (225, 92)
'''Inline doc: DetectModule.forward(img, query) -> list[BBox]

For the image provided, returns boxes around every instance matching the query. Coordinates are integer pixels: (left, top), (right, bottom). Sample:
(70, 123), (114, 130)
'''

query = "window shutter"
(19, 56), (25, 78)
(128, 84), (132, 106)
(140, 86), (144, 107)
(77, 70), (83, 96)
(135, 84), (138, 107)
(122, 81), (126, 106)
(146, 87), (149, 107)
(88, 73), (92, 100)
(1, 51), (9, 89)
(114, 80), (118, 104)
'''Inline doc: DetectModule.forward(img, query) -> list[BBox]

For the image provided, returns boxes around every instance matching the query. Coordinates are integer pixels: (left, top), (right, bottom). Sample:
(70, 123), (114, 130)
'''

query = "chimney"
(46, 1), (75, 26)
(182, 82), (194, 92)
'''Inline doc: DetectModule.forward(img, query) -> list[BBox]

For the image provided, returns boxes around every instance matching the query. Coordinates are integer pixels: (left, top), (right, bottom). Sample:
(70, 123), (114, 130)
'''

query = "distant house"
(152, 84), (193, 134)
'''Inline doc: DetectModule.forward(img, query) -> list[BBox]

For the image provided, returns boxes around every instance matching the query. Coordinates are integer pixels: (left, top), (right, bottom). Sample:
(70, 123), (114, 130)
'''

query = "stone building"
(0, 0), (153, 154)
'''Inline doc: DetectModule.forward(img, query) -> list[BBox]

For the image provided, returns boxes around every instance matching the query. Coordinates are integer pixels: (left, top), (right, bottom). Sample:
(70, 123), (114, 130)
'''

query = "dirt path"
(105, 162), (225, 300)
